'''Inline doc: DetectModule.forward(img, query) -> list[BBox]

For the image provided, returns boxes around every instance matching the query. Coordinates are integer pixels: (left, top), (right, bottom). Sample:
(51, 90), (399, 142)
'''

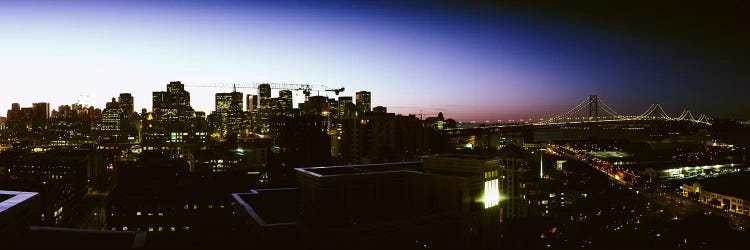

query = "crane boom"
(182, 82), (345, 97)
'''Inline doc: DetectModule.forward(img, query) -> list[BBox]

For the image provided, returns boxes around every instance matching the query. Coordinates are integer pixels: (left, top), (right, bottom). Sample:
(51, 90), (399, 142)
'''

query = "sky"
(1, 0), (748, 121)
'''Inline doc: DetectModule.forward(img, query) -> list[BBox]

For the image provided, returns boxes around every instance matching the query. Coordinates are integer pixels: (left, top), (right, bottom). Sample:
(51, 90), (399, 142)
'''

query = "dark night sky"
(1, 0), (748, 121)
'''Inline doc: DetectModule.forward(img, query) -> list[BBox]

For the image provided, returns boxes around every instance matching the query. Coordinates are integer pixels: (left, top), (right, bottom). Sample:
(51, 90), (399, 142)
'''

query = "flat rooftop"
(0, 190), (38, 214)
(297, 162), (421, 177)
(423, 154), (500, 160)
(233, 188), (299, 225)
(0, 194), (11, 203)
(697, 172), (750, 200)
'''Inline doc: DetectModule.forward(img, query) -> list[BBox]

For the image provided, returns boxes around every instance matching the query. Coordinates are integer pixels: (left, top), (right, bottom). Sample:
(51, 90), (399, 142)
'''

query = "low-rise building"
(683, 176), (750, 215)
(233, 154), (513, 249)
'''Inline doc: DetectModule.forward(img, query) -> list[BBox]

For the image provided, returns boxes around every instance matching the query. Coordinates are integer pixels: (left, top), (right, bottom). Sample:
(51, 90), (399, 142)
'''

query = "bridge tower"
(588, 95), (600, 141)
(588, 95), (599, 122)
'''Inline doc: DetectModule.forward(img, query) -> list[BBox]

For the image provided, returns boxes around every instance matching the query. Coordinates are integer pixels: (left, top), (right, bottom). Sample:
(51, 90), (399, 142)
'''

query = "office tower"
(101, 98), (123, 132)
(118, 93), (134, 116)
(213, 86), (244, 135)
(355, 91), (371, 113)
(279, 90), (293, 113)
(215, 87), (243, 111)
(246, 94), (255, 113)
(7, 103), (20, 119)
(215, 93), (235, 113)
(337, 96), (353, 119)
(258, 84), (271, 111)
(31, 102), (50, 131)
(151, 81), (194, 122)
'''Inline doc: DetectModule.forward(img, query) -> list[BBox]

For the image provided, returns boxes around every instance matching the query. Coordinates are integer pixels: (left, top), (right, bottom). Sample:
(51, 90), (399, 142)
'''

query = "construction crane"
(410, 112), (453, 120)
(182, 82), (345, 99)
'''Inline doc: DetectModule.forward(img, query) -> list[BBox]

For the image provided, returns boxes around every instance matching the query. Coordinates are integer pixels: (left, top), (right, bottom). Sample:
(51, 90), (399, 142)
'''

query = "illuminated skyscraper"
(355, 91), (371, 113)
(258, 84), (271, 111)
(337, 96), (353, 119)
(212, 86), (245, 135)
(279, 90), (293, 114)
(215, 91), (242, 113)
(101, 98), (123, 132)
(151, 81), (194, 122)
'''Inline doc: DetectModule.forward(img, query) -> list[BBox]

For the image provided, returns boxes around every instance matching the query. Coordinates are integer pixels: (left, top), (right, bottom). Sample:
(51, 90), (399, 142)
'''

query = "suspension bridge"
(537, 95), (711, 125)
(446, 95), (712, 134)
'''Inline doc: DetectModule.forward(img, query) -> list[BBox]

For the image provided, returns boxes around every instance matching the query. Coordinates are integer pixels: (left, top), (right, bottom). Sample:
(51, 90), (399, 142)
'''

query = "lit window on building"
(483, 179), (500, 209)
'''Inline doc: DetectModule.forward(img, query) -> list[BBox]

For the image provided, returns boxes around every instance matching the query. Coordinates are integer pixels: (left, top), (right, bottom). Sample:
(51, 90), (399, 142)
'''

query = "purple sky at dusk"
(1, 1), (748, 122)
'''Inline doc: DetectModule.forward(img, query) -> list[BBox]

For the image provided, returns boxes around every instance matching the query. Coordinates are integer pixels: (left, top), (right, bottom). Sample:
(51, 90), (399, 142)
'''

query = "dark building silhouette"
(355, 91), (371, 114)
(233, 155), (508, 249)
(117, 93), (134, 118)
(341, 112), (435, 163)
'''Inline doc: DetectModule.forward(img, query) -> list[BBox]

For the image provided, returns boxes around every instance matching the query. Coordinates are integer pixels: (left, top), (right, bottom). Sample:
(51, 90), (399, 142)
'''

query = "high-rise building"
(279, 90), (293, 113)
(118, 93), (134, 117)
(31, 102), (50, 131)
(213, 87), (245, 135)
(258, 84), (271, 111)
(7, 103), (20, 120)
(151, 81), (194, 122)
(337, 96), (353, 119)
(215, 92), (242, 113)
(101, 98), (123, 132)
(255, 84), (273, 135)
(355, 91), (371, 113)
(246, 94), (256, 113)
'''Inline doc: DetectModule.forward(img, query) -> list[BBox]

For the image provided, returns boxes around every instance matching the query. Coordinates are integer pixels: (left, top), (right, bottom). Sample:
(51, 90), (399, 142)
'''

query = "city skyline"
(2, 1), (750, 249)
(1, 1), (749, 121)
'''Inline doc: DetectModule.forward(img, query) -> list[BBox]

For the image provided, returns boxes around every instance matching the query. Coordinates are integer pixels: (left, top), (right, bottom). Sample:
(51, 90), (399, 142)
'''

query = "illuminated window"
(483, 179), (500, 209)
(136, 212), (141, 216)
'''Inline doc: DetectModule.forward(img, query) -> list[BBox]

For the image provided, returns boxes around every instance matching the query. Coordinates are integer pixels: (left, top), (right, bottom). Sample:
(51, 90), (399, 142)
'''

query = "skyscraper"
(258, 84), (271, 111)
(355, 91), (371, 113)
(338, 96), (353, 119)
(151, 81), (194, 122)
(212, 86), (244, 135)
(118, 93), (134, 117)
(215, 92), (242, 113)
(279, 90), (293, 114)
(246, 94), (255, 113)
(101, 98), (123, 132)
(31, 102), (50, 131)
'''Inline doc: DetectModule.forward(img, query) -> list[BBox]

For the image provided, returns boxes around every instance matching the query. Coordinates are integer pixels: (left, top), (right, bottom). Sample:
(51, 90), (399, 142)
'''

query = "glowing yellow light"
(483, 179), (500, 208)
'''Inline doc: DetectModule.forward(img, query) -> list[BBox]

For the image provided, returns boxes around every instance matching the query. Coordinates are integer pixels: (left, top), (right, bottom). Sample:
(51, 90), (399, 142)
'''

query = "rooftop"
(296, 161), (421, 177)
(0, 194), (11, 203)
(0, 190), (38, 215)
(697, 172), (750, 200)
(422, 154), (501, 160)
(233, 188), (299, 225)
